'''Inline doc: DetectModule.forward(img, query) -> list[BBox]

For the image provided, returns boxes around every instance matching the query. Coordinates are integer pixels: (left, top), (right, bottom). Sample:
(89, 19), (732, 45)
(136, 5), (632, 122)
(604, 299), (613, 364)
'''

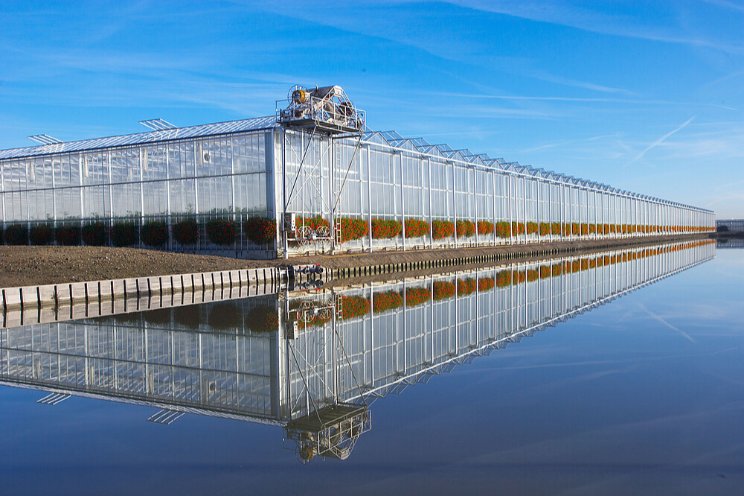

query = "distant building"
(717, 219), (744, 233)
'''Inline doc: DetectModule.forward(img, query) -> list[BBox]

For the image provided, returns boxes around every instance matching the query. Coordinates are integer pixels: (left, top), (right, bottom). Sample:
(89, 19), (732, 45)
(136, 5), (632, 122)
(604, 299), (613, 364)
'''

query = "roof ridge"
(0, 115), (277, 160)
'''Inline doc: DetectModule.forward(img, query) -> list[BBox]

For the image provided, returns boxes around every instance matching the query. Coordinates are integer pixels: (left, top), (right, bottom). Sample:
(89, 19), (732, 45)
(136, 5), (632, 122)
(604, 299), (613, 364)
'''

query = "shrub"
(539, 265), (551, 279)
(432, 220), (455, 239)
(563, 223), (572, 236)
(404, 218), (429, 238)
(457, 278), (477, 295)
(297, 215), (330, 231)
(340, 295), (371, 320)
(244, 217), (276, 244)
(526, 222), (538, 235)
(373, 290), (404, 313)
(4, 224), (28, 245)
(456, 220), (476, 238)
(581, 224), (589, 235)
(527, 269), (539, 282)
(477, 221), (494, 235)
(142, 221), (168, 247)
(338, 217), (368, 243)
(169, 304), (200, 329)
(589, 224), (597, 234)
(293, 304), (333, 330)
(207, 301), (242, 330)
(290, 299), (332, 329)
(371, 218), (402, 239)
(142, 308), (172, 326)
(496, 270), (512, 287)
(512, 270), (526, 284)
(206, 219), (237, 245)
(29, 224), (53, 245)
(111, 221), (138, 246)
(478, 277), (495, 292)
(173, 218), (198, 245)
(405, 287), (431, 307)
(539, 222), (551, 236)
(432, 281), (456, 300)
(82, 222), (106, 246)
(246, 305), (279, 332)
(551, 222), (561, 235)
(551, 263), (562, 276)
(571, 223), (580, 236)
(55, 225), (81, 246)
(512, 222), (525, 235)
(496, 221), (511, 238)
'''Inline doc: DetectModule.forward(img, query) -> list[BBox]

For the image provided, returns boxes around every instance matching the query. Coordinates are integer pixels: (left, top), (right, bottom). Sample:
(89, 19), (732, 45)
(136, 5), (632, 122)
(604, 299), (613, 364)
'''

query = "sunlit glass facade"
(0, 110), (715, 259)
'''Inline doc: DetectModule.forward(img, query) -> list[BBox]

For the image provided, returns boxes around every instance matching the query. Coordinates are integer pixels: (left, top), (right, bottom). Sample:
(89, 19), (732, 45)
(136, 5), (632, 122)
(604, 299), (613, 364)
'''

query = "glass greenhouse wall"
(281, 128), (714, 256)
(286, 240), (714, 408)
(0, 107), (715, 259)
(0, 117), (279, 257)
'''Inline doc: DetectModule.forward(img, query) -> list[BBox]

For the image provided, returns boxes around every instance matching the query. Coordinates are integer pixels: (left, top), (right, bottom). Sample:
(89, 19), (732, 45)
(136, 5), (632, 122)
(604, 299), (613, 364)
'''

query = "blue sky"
(1, 1), (742, 217)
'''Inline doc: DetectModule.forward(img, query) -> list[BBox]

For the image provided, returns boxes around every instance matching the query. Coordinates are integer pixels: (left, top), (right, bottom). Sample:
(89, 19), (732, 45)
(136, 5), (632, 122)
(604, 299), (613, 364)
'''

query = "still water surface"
(1, 240), (743, 495)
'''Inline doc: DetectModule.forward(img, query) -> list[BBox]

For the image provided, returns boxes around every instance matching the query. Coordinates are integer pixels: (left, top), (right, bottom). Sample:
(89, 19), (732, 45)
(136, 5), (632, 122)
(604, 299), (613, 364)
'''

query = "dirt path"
(0, 246), (272, 287)
(0, 235), (708, 288)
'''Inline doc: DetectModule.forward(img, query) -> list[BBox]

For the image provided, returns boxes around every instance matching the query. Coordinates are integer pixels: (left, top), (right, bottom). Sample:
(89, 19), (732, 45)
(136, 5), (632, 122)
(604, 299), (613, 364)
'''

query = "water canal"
(1, 239), (743, 495)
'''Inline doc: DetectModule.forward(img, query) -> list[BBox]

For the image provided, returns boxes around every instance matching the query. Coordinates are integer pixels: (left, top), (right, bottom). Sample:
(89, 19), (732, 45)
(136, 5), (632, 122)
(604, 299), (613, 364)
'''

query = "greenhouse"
(0, 85), (715, 259)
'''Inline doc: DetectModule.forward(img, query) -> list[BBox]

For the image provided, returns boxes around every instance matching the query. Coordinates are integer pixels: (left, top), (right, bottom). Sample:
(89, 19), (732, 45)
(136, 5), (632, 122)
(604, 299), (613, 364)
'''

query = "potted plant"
(55, 225), (81, 246)
(29, 224), (53, 245)
(206, 218), (237, 245)
(173, 218), (198, 245)
(111, 221), (139, 246)
(142, 220), (169, 247)
(82, 222), (106, 246)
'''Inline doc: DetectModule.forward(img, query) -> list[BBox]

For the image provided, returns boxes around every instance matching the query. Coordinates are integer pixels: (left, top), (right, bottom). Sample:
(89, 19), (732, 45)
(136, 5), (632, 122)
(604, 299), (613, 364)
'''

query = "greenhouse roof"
(0, 115), (278, 161)
(0, 113), (711, 211)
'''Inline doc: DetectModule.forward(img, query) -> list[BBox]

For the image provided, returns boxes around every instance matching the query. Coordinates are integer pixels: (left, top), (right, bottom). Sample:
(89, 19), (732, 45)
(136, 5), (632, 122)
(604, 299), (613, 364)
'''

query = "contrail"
(630, 116), (695, 163)
(638, 302), (696, 343)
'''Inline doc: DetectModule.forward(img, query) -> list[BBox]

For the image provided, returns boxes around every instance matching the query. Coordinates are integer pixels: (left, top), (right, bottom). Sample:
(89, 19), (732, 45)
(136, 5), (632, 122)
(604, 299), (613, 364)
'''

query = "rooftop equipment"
(278, 85), (365, 134)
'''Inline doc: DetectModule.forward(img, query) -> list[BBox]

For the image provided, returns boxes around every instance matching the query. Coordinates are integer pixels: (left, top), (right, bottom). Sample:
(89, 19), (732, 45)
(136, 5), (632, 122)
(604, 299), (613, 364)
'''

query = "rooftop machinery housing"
(0, 85), (715, 259)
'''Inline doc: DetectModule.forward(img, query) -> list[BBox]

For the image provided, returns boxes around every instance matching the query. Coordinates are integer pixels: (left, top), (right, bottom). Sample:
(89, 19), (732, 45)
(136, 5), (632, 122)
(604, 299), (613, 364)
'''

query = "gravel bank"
(0, 234), (707, 288)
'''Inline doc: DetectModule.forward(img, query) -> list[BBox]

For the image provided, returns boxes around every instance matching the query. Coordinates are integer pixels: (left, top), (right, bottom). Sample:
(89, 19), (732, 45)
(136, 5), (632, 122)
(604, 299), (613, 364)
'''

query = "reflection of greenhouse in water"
(716, 237), (744, 249)
(0, 240), (714, 461)
(0, 85), (714, 258)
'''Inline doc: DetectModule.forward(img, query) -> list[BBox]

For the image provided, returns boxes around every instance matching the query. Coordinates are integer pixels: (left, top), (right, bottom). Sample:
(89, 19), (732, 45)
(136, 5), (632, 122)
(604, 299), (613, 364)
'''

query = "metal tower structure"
(277, 85), (367, 258)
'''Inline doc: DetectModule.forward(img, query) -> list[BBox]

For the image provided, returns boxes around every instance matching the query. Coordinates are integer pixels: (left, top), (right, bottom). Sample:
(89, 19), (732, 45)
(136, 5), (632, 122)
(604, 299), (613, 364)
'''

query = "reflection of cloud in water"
(637, 303), (696, 343)
(593, 300), (737, 337)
